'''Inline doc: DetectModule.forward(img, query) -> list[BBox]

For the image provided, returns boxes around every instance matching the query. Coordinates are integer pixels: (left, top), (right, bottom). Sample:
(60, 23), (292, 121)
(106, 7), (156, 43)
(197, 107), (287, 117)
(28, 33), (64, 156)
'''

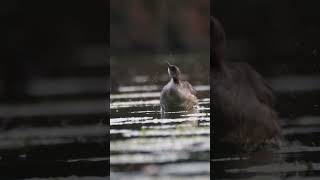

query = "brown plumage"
(212, 17), (281, 149)
(160, 62), (198, 118)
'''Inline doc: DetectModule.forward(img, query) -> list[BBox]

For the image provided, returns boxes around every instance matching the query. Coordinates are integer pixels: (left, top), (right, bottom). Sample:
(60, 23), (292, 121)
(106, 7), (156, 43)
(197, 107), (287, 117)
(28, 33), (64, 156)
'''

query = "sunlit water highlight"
(110, 82), (210, 179)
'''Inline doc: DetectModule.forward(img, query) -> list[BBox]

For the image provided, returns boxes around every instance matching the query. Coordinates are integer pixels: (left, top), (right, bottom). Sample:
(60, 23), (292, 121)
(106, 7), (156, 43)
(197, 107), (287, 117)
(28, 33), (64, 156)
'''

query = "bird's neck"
(211, 17), (226, 72)
(212, 52), (225, 72)
(171, 77), (180, 84)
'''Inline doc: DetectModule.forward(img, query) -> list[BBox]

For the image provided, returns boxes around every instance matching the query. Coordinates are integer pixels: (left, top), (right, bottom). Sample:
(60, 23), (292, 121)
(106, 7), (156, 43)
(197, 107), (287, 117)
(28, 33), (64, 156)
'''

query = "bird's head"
(166, 61), (181, 81)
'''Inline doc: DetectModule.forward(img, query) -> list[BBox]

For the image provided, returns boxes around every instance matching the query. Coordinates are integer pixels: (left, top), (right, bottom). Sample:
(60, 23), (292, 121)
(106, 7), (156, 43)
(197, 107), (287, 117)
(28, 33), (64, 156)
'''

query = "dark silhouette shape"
(160, 62), (198, 118)
(211, 17), (281, 150)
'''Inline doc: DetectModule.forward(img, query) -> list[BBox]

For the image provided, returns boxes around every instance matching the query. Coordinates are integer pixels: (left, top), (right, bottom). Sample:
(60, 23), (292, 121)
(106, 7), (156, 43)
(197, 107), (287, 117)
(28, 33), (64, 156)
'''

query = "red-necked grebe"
(212, 17), (282, 150)
(160, 62), (198, 118)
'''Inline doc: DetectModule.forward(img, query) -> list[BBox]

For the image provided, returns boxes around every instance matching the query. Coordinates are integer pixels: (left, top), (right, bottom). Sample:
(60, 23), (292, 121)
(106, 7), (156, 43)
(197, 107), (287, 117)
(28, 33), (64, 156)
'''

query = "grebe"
(212, 17), (281, 150)
(160, 62), (198, 118)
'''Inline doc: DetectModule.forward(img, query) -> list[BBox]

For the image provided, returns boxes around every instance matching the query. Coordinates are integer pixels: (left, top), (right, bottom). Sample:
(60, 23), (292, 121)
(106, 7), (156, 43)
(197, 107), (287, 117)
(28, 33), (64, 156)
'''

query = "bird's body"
(213, 62), (281, 147)
(160, 63), (198, 118)
(212, 17), (281, 150)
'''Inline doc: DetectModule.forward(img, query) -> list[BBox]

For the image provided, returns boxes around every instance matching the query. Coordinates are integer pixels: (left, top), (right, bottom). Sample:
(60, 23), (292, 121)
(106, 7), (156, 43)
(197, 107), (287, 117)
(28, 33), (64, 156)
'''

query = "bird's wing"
(182, 81), (197, 96)
(244, 64), (276, 107)
(229, 62), (275, 107)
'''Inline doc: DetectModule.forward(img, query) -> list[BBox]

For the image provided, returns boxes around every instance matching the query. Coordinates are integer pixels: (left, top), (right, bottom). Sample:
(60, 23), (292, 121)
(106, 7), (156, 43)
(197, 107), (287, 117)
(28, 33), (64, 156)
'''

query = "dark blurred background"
(110, 0), (209, 55)
(1, 0), (108, 178)
(214, 0), (320, 75)
(2, 0), (107, 101)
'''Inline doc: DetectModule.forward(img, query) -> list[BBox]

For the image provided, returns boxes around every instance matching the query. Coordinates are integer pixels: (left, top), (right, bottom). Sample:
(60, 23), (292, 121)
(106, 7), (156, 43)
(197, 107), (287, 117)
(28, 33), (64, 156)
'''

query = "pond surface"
(110, 53), (210, 179)
(0, 66), (107, 179)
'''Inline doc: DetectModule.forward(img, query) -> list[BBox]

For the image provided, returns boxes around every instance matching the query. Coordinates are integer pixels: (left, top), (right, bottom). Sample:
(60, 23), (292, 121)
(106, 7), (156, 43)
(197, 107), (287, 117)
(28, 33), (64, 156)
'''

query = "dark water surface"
(110, 53), (210, 179)
(0, 65), (107, 179)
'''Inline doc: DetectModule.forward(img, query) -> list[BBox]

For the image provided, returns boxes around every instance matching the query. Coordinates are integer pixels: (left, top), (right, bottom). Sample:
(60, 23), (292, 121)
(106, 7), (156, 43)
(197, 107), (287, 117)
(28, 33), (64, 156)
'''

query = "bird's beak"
(166, 61), (171, 67)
